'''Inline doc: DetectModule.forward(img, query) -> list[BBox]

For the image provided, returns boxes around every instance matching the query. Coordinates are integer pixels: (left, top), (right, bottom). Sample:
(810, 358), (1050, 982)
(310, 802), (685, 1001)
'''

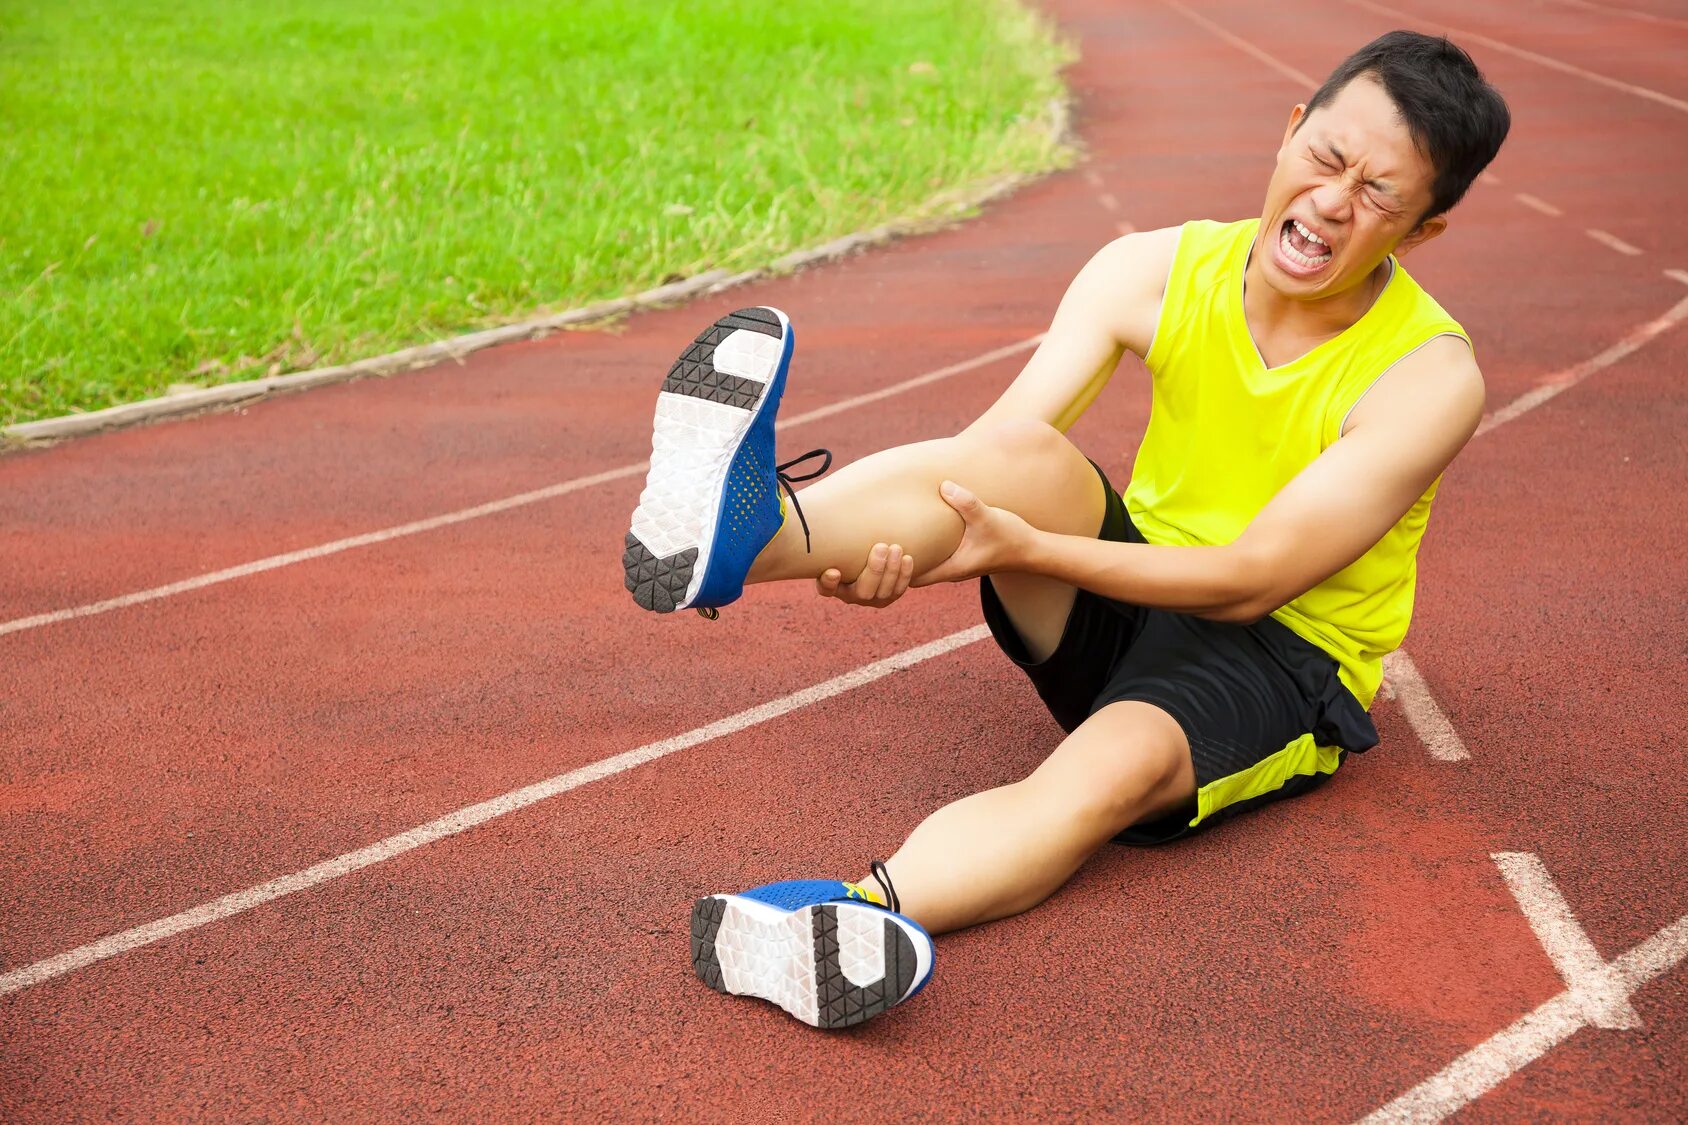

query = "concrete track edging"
(3, 98), (1072, 448)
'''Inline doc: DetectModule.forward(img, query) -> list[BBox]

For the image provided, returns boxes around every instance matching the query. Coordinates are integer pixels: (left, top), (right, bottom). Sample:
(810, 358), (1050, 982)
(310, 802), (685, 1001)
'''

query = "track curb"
(3, 97), (1071, 448)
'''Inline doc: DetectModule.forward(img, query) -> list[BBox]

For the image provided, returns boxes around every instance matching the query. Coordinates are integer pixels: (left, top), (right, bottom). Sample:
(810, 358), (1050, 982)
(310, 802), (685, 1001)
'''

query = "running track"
(3, 0), (1685, 1118)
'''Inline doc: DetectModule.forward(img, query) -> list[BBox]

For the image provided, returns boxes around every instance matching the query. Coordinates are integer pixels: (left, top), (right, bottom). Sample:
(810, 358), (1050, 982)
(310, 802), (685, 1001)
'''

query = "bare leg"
(859, 701), (1197, 935)
(748, 420), (1104, 589)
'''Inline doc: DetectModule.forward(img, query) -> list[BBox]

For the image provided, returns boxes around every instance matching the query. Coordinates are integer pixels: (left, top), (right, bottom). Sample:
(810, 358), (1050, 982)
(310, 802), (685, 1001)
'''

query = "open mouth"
(1276, 217), (1333, 276)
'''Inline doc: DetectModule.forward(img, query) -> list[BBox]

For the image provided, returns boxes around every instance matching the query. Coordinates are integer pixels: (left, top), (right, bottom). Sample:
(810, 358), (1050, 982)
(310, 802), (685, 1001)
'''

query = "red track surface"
(3, 0), (1685, 1118)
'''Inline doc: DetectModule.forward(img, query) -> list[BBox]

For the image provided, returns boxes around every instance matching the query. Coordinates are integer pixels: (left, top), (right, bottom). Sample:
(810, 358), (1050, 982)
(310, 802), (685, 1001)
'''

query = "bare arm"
(819, 229), (1177, 607)
(968, 227), (1179, 433)
(921, 336), (1486, 621)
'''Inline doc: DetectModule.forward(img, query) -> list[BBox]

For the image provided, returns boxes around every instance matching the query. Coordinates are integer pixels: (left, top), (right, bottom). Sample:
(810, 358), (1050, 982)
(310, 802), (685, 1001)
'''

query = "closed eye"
(1365, 187), (1400, 216)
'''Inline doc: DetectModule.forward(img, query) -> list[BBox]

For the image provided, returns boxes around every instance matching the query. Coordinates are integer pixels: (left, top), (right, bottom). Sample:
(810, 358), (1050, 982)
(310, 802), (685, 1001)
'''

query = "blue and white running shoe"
(690, 874), (934, 1029)
(623, 306), (830, 615)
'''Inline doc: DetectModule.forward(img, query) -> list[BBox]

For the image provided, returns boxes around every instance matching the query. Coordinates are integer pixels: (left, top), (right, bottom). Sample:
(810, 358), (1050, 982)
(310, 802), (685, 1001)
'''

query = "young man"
(623, 31), (1509, 1029)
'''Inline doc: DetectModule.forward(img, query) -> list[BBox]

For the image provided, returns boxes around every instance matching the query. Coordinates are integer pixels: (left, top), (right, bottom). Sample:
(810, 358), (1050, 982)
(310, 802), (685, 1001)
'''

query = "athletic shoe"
(623, 306), (830, 615)
(689, 876), (934, 1029)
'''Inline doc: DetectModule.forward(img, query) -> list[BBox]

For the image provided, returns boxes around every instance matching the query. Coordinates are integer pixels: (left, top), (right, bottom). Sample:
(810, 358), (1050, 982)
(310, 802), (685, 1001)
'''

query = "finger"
(893, 553), (915, 597)
(939, 480), (980, 518)
(852, 542), (887, 594)
(873, 545), (904, 601)
(816, 569), (842, 598)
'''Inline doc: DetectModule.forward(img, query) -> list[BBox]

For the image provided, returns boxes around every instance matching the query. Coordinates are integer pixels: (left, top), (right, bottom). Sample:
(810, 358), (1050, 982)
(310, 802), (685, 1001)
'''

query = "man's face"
(1258, 74), (1445, 299)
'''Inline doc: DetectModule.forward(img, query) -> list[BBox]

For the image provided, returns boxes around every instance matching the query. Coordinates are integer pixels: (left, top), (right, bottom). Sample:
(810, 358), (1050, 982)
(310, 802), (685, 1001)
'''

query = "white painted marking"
(1514, 192), (1564, 218)
(775, 336), (1040, 431)
(1162, 0), (1317, 88)
(0, 338), (1040, 640)
(1493, 852), (1641, 1029)
(0, 465), (644, 639)
(1480, 171), (1502, 186)
(1668, 268), (1688, 287)
(0, 625), (990, 998)
(1585, 228), (1644, 256)
(1550, 0), (1688, 31)
(1380, 651), (1469, 761)
(1097, 191), (1121, 212)
(1082, 168), (1104, 188)
(1342, 0), (1688, 115)
(1478, 290), (1688, 435)
(1360, 873), (1685, 1123)
(1117, 221), (1137, 237)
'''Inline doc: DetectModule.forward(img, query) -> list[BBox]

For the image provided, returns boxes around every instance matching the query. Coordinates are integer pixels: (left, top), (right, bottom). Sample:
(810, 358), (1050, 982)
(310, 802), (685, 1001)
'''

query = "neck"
(1242, 251), (1391, 342)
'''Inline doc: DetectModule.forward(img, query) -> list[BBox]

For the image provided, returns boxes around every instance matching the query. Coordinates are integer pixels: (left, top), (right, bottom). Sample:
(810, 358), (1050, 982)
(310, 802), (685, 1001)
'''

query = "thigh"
(974, 431), (1111, 662)
(980, 459), (1140, 702)
(986, 572), (1082, 666)
(1023, 700), (1198, 830)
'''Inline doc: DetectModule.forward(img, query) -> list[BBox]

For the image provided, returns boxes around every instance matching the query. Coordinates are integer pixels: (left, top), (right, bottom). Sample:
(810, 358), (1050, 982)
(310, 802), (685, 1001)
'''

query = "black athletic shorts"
(980, 461), (1379, 845)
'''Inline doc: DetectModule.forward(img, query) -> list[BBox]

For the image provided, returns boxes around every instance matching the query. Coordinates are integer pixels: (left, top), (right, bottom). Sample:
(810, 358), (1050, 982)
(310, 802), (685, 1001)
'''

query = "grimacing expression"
(1259, 74), (1446, 299)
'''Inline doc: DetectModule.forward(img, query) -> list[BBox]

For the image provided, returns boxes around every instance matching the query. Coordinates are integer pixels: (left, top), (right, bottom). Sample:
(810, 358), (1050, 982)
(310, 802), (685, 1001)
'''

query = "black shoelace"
(776, 448), (832, 554)
(696, 448), (834, 620)
(868, 859), (901, 914)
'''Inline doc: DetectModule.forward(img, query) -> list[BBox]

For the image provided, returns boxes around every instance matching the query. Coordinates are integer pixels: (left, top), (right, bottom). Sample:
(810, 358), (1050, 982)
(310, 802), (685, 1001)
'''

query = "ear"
(1394, 214), (1448, 258)
(1278, 103), (1308, 155)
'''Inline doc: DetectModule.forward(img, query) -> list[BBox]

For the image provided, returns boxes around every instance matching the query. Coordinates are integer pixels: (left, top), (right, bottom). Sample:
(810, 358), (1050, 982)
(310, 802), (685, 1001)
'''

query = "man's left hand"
(912, 480), (1037, 587)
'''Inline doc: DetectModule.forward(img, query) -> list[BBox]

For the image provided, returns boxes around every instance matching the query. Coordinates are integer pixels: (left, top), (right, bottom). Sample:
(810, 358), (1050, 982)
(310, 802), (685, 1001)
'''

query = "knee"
(1034, 730), (1189, 829)
(961, 418), (1072, 465)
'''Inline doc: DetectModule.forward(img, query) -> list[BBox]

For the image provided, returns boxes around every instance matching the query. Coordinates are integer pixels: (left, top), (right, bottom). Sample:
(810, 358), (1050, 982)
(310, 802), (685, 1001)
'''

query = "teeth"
(1280, 223), (1329, 269)
(1292, 218), (1330, 249)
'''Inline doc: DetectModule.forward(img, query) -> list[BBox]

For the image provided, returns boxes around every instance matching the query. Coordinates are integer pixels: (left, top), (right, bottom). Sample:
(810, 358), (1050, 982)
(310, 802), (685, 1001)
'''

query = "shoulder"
(1068, 225), (1183, 356)
(1346, 333), (1486, 448)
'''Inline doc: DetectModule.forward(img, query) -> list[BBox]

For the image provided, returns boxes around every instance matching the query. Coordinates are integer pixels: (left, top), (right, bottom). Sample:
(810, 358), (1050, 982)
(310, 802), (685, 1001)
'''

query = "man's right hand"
(815, 542), (914, 608)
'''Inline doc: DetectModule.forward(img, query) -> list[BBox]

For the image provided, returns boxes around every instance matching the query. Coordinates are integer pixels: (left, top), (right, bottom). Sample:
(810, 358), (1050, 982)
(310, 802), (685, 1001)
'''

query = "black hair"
(1302, 30), (1510, 221)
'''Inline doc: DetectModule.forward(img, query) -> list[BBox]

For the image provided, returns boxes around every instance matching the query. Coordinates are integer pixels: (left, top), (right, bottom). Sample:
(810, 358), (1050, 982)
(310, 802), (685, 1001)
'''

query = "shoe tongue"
(839, 880), (887, 907)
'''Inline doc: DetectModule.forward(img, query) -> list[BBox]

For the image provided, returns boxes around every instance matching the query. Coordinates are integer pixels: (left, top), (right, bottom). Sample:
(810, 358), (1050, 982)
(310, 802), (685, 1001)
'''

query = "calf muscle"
(748, 421), (1105, 584)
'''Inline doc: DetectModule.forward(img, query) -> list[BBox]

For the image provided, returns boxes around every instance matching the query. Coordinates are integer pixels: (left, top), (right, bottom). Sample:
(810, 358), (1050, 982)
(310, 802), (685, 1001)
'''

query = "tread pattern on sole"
(661, 353), (766, 409)
(624, 306), (787, 610)
(622, 534), (696, 613)
(719, 308), (782, 336)
(690, 896), (727, 992)
(812, 904), (917, 1029)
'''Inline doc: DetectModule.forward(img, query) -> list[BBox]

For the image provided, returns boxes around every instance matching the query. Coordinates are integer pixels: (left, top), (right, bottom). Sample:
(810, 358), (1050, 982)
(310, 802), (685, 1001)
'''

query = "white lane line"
(0, 625), (991, 998)
(1493, 852), (1641, 1029)
(1168, 0), (1667, 256)
(1550, 0), (1688, 32)
(1668, 268), (1688, 287)
(0, 466), (644, 639)
(1162, 0), (1318, 88)
(1360, 871), (1685, 1123)
(1477, 289), (1688, 435)
(1097, 191), (1121, 212)
(1480, 171), (1502, 186)
(1380, 651), (1469, 761)
(776, 336), (1040, 431)
(1342, 0), (1688, 116)
(1585, 228), (1644, 256)
(1514, 192), (1564, 218)
(0, 337), (1041, 640)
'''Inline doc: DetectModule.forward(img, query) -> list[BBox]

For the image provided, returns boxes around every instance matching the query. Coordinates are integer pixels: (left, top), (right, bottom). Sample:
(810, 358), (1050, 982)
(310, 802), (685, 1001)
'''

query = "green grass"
(0, 0), (1069, 426)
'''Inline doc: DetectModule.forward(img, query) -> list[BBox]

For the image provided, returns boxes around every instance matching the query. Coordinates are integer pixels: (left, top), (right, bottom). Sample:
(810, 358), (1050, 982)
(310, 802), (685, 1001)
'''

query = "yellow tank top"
(1124, 218), (1468, 707)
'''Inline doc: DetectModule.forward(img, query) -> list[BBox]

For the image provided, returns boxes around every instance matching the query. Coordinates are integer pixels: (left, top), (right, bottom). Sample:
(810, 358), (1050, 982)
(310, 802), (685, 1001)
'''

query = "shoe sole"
(690, 894), (929, 1029)
(623, 307), (791, 613)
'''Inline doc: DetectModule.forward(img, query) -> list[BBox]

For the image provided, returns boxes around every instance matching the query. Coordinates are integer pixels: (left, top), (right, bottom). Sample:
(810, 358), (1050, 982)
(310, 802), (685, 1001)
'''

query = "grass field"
(0, 0), (1069, 426)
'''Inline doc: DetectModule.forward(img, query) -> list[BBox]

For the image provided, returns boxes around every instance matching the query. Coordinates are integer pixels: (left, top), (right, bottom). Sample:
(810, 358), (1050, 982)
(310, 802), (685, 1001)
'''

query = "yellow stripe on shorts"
(1191, 733), (1344, 829)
